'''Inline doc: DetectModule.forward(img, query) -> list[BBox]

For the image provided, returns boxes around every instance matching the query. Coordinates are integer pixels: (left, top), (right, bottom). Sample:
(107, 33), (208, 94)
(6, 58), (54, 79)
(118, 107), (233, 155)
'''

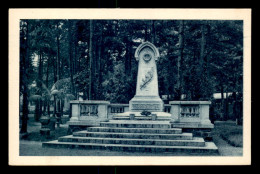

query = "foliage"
(20, 19), (243, 123)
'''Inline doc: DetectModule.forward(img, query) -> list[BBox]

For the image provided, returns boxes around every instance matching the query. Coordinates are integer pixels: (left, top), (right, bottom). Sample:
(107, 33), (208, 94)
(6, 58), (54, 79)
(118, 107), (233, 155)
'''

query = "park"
(19, 19), (243, 156)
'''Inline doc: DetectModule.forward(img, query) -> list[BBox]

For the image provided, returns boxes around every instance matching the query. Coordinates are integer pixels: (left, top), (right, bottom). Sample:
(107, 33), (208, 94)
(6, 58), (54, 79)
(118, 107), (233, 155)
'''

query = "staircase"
(42, 120), (218, 155)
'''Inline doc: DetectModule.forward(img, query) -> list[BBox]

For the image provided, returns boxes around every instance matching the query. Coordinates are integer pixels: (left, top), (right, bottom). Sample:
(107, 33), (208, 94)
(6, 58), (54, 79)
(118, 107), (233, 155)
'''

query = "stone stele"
(129, 42), (164, 112)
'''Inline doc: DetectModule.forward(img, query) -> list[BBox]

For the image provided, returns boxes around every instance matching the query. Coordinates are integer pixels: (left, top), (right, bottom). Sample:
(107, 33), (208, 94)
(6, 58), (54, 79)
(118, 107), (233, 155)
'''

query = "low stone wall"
(68, 100), (110, 131)
(67, 100), (214, 135)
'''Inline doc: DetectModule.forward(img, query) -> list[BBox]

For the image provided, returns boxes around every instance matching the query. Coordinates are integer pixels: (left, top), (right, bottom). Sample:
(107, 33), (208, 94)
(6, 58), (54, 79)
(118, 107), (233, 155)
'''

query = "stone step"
(100, 121), (171, 129)
(87, 127), (182, 134)
(59, 135), (205, 147)
(42, 140), (218, 154)
(112, 116), (171, 121)
(73, 131), (193, 140)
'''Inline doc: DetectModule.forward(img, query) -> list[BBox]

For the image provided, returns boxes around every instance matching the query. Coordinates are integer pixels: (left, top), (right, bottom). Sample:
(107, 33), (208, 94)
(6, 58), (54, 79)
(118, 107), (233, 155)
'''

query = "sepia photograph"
(9, 9), (251, 165)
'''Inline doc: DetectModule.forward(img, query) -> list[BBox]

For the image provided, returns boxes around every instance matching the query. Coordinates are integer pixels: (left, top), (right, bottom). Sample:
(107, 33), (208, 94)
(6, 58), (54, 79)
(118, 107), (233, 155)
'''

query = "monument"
(43, 41), (218, 154)
(114, 42), (171, 120)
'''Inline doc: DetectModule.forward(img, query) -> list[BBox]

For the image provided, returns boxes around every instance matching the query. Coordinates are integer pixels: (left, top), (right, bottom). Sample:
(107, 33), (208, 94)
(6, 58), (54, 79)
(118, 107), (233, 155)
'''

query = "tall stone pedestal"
(129, 42), (164, 113)
(113, 42), (171, 120)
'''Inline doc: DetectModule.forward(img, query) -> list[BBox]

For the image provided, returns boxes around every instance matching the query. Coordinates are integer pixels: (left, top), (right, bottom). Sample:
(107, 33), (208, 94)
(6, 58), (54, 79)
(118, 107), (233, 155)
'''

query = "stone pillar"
(200, 103), (212, 125)
(170, 102), (180, 123)
(70, 101), (80, 121)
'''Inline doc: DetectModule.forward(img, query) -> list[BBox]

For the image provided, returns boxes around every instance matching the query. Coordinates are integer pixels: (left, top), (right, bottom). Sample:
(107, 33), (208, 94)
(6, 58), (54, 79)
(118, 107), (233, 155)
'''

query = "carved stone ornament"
(143, 53), (152, 63)
(140, 67), (154, 90)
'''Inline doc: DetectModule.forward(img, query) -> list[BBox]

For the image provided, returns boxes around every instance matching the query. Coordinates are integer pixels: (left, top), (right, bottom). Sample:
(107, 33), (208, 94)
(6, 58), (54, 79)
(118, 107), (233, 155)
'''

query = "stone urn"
(49, 116), (57, 131)
(56, 112), (61, 128)
(40, 116), (50, 136)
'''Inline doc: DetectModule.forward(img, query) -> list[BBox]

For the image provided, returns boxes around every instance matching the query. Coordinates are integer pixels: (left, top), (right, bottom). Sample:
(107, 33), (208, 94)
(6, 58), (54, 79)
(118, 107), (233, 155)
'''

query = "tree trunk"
(125, 40), (130, 75)
(177, 20), (184, 100)
(225, 92), (229, 120)
(20, 20), (30, 133)
(233, 92), (237, 121)
(88, 20), (93, 100)
(38, 51), (43, 119)
(68, 20), (75, 97)
(97, 30), (103, 100)
(151, 20), (156, 44)
(46, 57), (50, 116)
(220, 83), (225, 120)
(199, 23), (206, 99)
(200, 24), (206, 68)
(53, 95), (56, 117)
(56, 30), (60, 81)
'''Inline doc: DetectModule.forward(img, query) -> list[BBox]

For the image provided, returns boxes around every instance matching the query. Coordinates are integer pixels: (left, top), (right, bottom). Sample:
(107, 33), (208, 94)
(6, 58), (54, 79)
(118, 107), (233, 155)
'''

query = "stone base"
(113, 111), (171, 121)
(129, 95), (164, 112)
(40, 128), (51, 136)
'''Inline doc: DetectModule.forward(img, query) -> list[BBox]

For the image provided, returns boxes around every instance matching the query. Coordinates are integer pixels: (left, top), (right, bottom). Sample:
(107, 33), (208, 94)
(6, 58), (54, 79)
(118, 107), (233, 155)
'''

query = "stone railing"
(69, 100), (110, 123)
(80, 104), (99, 116)
(70, 102), (172, 120)
(68, 100), (213, 128)
(180, 104), (200, 118)
(169, 101), (213, 128)
(164, 104), (171, 113)
(107, 104), (129, 119)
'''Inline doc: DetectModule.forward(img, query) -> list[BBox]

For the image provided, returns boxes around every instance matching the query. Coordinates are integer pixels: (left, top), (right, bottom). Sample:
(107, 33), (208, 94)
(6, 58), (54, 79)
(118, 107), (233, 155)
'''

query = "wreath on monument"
(140, 110), (151, 116)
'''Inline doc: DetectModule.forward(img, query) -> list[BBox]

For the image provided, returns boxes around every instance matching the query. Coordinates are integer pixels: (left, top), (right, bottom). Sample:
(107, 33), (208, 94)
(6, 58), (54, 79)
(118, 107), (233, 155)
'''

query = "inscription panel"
(131, 104), (161, 110)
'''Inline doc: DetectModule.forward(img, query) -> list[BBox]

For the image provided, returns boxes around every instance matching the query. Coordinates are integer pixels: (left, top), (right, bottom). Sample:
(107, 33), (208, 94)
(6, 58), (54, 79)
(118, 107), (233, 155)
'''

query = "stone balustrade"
(68, 100), (213, 130)
(169, 101), (213, 128)
(107, 104), (129, 119)
(68, 101), (110, 128)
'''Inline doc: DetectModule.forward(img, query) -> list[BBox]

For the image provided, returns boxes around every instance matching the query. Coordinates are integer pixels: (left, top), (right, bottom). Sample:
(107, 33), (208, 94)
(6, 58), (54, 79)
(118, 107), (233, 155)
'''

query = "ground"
(19, 115), (243, 156)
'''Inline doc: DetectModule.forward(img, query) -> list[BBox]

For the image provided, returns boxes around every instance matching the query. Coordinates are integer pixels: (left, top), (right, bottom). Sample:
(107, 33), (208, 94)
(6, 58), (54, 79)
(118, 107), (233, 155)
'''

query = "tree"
(88, 20), (94, 100)
(20, 20), (30, 133)
(19, 19), (243, 122)
(68, 20), (76, 98)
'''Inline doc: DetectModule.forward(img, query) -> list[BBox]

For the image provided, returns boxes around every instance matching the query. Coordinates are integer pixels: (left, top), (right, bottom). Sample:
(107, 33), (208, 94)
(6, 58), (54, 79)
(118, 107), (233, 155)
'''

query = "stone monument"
(114, 42), (171, 120)
(43, 41), (218, 154)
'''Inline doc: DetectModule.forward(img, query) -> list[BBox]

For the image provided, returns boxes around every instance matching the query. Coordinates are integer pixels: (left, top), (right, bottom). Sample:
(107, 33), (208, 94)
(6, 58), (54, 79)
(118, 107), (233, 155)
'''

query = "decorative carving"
(80, 104), (98, 116)
(132, 104), (161, 110)
(180, 105), (200, 118)
(140, 67), (154, 90)
(110, 106), (124, 113)
(143, 53), (152, 63)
